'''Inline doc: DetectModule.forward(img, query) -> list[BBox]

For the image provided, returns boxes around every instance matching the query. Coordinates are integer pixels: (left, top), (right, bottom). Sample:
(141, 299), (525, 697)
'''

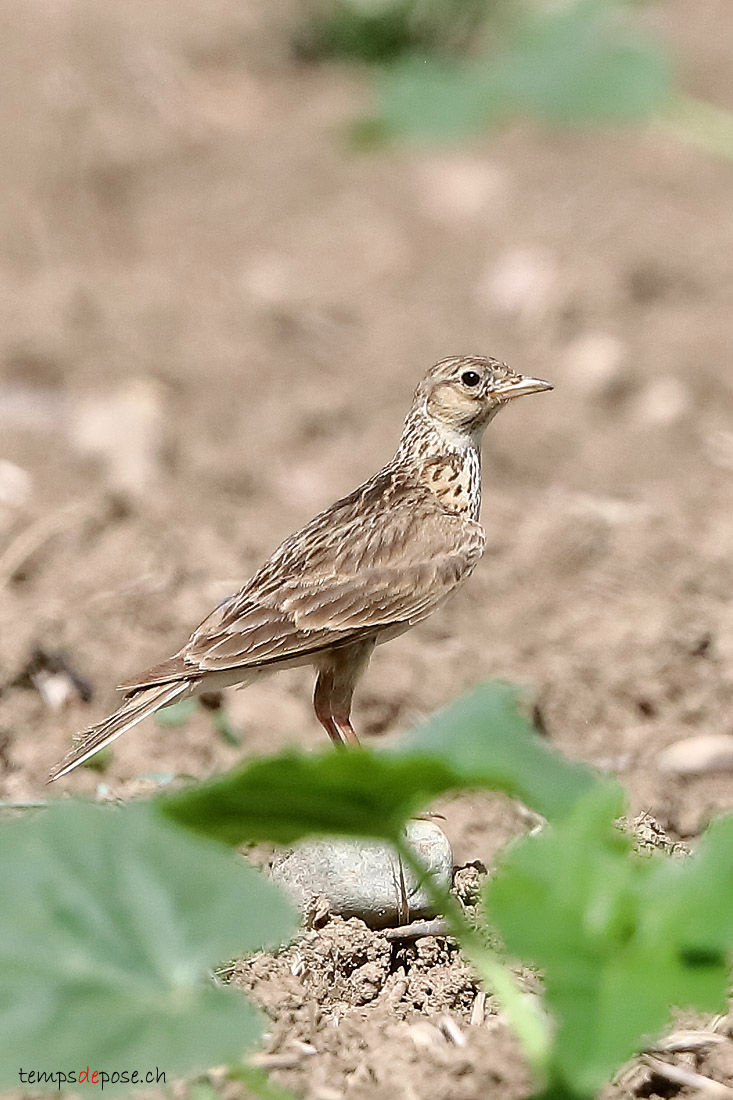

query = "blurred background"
(1, 0), (733, 851)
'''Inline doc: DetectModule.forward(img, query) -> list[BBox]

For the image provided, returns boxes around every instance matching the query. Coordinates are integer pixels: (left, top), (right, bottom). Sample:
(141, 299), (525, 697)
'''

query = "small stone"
(658, 734), (733, 776)
(270, 820), (453, 930)
(562, 333), (626, 397)
(0, 460), (32, 508)
(240, 251), (293, 305)
(632, 376), (691, 427)
(414, 155), (505, 224)
(70, 378), (167, 495)
(477, 246), (558, 324)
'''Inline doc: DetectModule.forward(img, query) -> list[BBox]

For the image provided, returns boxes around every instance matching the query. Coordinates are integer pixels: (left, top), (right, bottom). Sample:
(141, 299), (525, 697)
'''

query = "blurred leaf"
(378, 0), (673, 139)
(188, 1084), (220, 1100)
(212, 707), (242, 747)
(487, 786), (733, 1096)
(664, 94), (733, 162)
(160, 683), (599, 847)
(81, 746), (113, 773)
(155, 699), (198, 727)
(490, 0), (673, 125)
(229, 1064), (300, 1100)
(0, 801), (296, 1090)
(348, 116), (397, 148)
(379, 58), (500, 140)
(296, 0), (417, 63)
(653, 815), (733, 965)
(294, 0), (488, 64)
(390, 682), (596, 822)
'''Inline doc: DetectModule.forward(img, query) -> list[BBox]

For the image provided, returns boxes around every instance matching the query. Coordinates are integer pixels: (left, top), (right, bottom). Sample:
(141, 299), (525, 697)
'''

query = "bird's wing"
(123, 477), (485, 690)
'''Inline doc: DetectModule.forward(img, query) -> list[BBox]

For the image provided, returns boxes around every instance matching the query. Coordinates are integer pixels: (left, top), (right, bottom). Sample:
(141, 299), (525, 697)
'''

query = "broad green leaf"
(378, 0), (672, 139)
(161, 748), (459, 844)
(294, 0), (488, 65)
(489, 0), (672, 125)
(647, 815), (733, 986)
(161, 682), (599, 846)
(390, 682), (597, 823)
(487, 787), (731, 1096)
(0, 801), (296, 1091)
(379, 58), (500, 141)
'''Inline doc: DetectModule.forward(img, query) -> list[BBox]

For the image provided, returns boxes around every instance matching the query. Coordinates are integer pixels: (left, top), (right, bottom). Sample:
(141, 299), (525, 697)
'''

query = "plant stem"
(662, 95), (733, 161)
(393, 830), (551, 1077)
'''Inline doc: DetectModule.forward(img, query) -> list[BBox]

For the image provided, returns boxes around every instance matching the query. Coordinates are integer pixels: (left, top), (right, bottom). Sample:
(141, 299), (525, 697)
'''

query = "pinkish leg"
(313, 639), (375, 748)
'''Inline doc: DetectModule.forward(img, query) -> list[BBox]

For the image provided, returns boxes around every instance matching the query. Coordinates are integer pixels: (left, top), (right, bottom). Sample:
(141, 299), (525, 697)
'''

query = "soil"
(2, 0), (733, 1097)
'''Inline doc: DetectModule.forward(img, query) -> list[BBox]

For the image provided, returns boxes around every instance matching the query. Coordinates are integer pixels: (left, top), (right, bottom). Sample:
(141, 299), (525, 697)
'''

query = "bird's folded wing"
(183, 508), (485, 673)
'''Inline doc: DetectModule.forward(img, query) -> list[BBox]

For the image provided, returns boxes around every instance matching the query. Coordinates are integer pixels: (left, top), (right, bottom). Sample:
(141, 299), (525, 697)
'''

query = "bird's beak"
(495, 375), (553, 401)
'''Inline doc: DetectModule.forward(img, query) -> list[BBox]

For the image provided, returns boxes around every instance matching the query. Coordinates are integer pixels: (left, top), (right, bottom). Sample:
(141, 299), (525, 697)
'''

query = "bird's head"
(414, 356), (552, 439)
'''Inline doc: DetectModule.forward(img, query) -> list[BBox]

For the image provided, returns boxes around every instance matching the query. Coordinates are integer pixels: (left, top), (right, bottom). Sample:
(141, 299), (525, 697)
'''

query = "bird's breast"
(421, 451), (481, 520)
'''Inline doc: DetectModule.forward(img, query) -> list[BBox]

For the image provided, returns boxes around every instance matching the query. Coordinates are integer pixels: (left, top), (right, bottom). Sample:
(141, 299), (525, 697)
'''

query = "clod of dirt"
(235, 916), (477, 1026)
(232, 914), (528, 1100)
(271, 820), (453, 929)
(10, 646), (94, 710)
(452, 861), (487, 906)
(630, 812), (690, 858)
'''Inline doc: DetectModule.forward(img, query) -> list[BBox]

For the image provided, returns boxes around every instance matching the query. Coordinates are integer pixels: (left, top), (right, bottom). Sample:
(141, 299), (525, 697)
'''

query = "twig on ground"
(641, 1054), (733, 1097)
(439, 1016), (467, 1047)
(470, 990), (486, 1027)
(0, 504), (86, 590)
(384, 918), (451, 941)
(648, 1030), (728, 1055)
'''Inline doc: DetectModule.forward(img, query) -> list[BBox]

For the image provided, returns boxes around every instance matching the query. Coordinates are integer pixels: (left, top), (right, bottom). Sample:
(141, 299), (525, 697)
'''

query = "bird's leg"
(313, 638), (375, 748)
(313, 668), (360, 747)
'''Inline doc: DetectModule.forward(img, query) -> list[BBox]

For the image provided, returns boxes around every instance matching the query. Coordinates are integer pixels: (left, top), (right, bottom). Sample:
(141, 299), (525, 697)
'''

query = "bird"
(49, 356), (552, 781)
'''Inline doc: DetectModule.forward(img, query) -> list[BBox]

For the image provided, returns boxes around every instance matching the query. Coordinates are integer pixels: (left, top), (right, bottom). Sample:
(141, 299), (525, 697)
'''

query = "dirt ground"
(2, 0), (733, 1097)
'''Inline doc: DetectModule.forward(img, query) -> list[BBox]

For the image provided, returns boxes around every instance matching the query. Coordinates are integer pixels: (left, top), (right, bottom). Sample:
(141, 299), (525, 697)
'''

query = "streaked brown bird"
(50, 356), (551, 781)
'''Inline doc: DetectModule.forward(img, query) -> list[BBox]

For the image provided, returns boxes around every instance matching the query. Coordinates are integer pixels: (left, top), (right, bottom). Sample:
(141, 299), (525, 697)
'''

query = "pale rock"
(271, 820), (453, 929)
(0, 460), (32, 508)
(477, 246), (558, 324)
(70, 378), (166, 494)
(562, 333), (626, 396)
(415, 155), (505, 224)
(241, 252), (294, 305)
(632, 376), (691, 427)
(0, 384), (65, 431)
(658, 733), (733, 776)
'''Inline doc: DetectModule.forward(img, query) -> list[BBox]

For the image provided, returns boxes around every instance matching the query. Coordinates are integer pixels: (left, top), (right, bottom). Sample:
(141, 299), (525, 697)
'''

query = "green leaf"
(379, 58), (500, 141)
(155, 699), (198, 727)
(490, 0), (673, 126)
(390, 682), (597, 823)
(80, 746), (113, 774)
(0, 801), (296, 1091)
(229, 1064), (300, 1100)
(160, 682), (600, 847)
(487, 787), (731, 1096)
(378, 0), (673, 139)
(649, 815), (733, 977)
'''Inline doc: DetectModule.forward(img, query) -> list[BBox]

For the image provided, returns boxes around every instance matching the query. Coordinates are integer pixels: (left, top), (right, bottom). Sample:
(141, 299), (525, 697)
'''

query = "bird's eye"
(461, 370), (481, 387)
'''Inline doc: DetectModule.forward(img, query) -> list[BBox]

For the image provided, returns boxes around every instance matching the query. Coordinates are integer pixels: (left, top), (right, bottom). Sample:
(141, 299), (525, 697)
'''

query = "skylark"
(50, 356), (551, 781)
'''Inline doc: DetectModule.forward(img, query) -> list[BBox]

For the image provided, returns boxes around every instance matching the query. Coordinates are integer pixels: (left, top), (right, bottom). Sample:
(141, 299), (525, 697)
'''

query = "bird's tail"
(49, 681), (189, 782)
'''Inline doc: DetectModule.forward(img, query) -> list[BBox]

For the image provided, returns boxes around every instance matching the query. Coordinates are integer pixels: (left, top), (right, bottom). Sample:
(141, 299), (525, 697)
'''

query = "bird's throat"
(394, 412), (483, 520)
